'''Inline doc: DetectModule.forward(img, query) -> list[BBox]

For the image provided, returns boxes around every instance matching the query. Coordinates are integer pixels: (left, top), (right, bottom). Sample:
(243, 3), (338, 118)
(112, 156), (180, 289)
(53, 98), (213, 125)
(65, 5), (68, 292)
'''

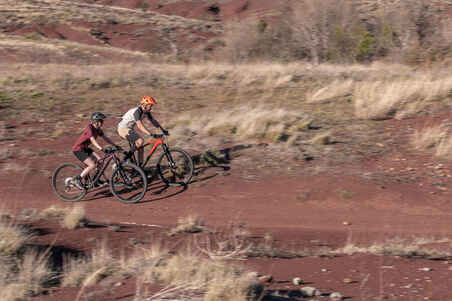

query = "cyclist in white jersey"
(117, 96), (169, 165)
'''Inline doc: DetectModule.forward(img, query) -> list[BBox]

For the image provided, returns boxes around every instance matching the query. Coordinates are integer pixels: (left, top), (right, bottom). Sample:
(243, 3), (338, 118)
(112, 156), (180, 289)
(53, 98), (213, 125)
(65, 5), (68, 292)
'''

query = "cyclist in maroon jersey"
(71, 112), (118, 189)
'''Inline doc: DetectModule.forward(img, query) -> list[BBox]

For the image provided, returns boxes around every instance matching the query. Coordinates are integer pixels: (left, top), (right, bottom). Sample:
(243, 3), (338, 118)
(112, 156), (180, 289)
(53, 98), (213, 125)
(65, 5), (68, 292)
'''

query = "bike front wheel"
(52, 163), (87, 202)
(157, 148), (194, 187)
(110, 162), (147, 203)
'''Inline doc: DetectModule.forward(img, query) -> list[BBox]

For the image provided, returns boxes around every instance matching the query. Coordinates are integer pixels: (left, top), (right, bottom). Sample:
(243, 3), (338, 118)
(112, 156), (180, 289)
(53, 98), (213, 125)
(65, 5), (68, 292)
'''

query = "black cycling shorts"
(73, 148), (93, 162)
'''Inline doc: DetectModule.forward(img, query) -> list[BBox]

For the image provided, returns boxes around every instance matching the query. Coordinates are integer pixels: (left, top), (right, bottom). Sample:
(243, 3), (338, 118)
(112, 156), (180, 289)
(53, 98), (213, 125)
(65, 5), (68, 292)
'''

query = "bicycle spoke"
(110, 162), (147, 203)
(52, 163), (86, 202)
(157, 148), (194, 186)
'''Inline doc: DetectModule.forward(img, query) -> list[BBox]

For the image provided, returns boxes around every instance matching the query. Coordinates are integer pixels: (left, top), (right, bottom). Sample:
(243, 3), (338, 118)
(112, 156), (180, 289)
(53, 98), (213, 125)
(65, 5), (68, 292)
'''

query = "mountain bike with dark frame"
(52, 147), (148, 203)
(125, 133), (194, 187)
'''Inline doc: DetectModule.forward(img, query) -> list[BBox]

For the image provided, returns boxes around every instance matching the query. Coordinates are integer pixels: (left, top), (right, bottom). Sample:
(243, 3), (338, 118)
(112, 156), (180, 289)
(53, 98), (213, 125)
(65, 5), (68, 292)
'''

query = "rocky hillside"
(0, 0), (222, 62)
(0, 0), (450, 64)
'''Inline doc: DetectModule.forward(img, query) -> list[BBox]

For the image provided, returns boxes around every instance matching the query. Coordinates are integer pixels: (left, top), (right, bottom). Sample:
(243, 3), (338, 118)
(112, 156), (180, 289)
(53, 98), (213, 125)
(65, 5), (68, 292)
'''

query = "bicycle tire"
(110, 162), (147, 203)
(157, 148), (194, 187)
(52, 163), (87, 202)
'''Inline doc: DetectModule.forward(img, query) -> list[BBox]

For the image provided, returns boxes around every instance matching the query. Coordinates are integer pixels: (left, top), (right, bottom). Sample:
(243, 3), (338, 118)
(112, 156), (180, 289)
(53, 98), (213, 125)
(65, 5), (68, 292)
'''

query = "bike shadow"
(190, 143), (254, 183)
(84, 187), (114, 201)
(139, 180), (187, 203)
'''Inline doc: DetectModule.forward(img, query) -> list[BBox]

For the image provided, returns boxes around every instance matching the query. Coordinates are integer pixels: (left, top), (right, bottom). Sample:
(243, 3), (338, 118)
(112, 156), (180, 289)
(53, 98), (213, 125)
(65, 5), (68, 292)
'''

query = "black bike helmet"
(90, 112), (106, 122)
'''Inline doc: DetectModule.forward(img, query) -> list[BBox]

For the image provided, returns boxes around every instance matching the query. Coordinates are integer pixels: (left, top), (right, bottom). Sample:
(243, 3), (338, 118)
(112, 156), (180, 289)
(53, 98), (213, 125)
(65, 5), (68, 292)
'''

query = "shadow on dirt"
(140, 181), (188, 203)
(190, 144), (254, 182)
(138, 144), (253, 202)
(263, 289), (351, 300)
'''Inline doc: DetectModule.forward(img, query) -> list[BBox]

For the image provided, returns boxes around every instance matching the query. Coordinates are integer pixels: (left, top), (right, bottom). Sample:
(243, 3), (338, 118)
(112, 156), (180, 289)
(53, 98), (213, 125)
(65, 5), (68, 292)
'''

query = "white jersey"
(118, 107), (151, 129)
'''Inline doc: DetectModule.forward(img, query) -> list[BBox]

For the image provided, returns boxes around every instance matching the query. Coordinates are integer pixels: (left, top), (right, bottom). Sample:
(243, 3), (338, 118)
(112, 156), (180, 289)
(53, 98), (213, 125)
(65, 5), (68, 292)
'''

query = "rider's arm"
(90, 136), (103, 151)
(147, 113), (168, 134)
(102, 135), (116, 146)
(148, 112), (161, 128)
(136, 119), (152, 136)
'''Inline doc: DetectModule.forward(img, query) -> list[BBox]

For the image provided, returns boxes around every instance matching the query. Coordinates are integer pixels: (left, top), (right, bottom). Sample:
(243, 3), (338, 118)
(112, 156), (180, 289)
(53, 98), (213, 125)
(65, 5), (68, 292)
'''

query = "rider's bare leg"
(80, 155), (97, 178)
(136, 138), (144, 166)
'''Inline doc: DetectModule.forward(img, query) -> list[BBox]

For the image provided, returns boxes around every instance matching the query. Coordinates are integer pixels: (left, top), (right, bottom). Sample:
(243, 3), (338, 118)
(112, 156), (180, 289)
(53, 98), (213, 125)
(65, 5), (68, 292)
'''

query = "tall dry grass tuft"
(174, 104), (309, 144)
(14, 249), (53, 296)
(412, 125), (447, 150)
(62, 240), (116, 287)
(40, 205), (70, 219)
(168, 215), (206, 236)
(307, 79), (354, 103)
(141, 251), (261, 301)
(0, 210), (52, 300)
(118, 241), (169, 278)
(0, 215), (30, 256)
(195, 232), (253, 261)
(61, 205), (86, 230)
(436, 137), (452, 159)
(353, 74), (452, 120)
(412, 125), (452, 159)
(336, 237), (452, 259)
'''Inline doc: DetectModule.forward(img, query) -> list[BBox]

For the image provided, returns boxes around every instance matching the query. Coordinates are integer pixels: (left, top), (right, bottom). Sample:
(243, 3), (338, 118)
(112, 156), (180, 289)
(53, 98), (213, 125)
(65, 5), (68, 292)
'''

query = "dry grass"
(140, 251), (261, 301)
(168, 215), (206, 236)
(0, 217), (30, 256)
(195, 232), (253, 261)
(62, 240), (116, 287)
(118, 241), (169, 278)
(412, 125), (448, 150)
(353, 74), (452, 120)
(14, 250), (53, 296)
(307, 79), (354, 103)
(39, 205), (86, 229)
(436, 136), (452, 159)
(39, 205), (70, 218)
(173, 104), (309, 144)
(0, 61), (411, 93)
(335, 237), (452, 259)
(61, 205), (86, 230)
(412, 125), (452, 159)
(0, 209), (52, 300)
(1, 251), (52, 301)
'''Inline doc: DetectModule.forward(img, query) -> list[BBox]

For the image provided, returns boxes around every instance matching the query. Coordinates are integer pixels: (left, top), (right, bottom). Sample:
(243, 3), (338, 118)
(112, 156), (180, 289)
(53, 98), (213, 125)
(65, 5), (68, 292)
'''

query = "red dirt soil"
(2, 112), (452, 300)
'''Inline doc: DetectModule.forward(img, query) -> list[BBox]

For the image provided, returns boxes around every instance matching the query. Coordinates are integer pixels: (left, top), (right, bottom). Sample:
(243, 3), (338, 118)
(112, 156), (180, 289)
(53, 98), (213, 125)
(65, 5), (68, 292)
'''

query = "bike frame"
(125, 135), (175, 170)
(141, 137), (170, 168)
(86, 153), (117, 188)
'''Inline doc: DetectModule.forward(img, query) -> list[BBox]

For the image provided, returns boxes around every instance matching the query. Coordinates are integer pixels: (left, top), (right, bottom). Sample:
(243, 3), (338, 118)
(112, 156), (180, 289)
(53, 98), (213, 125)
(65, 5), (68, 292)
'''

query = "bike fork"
(117, 166), (132, 185)
(163, 146), (176, 169)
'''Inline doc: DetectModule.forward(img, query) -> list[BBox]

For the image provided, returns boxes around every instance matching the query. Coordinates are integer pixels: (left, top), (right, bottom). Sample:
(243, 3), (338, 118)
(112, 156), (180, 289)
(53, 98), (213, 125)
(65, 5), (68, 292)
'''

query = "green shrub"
(136, 2), (149, 10)
(0, 91), (12, 109)
(257, 19), (268, 33)
(355, 31), (377, 62)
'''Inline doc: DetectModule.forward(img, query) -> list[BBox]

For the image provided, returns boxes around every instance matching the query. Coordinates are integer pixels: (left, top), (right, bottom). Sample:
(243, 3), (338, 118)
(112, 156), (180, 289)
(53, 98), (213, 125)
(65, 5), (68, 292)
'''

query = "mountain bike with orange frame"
(124, 133), (194, 187)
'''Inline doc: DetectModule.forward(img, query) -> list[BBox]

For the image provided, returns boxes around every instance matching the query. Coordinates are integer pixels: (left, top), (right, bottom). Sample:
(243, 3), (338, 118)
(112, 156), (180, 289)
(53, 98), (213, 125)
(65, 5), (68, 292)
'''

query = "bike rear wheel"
(110, 162), (147, 203)
(157, 148), (194, 187)
(52, 163), (87, 202)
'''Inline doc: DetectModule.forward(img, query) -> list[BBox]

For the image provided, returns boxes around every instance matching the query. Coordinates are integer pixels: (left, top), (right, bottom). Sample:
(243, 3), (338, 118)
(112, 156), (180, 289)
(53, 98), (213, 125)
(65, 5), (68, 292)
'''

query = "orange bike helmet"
(141, 95), (157, 105)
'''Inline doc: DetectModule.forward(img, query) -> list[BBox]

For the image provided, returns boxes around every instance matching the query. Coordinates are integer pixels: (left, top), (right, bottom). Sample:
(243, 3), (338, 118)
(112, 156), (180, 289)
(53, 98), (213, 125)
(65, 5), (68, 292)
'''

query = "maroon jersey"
(72, 124), (104, 151)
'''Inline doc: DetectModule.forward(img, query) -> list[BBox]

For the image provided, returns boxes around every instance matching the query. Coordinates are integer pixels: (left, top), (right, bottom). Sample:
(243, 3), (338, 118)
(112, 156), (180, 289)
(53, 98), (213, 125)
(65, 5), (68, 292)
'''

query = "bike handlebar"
(103, 146), (125, 155)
